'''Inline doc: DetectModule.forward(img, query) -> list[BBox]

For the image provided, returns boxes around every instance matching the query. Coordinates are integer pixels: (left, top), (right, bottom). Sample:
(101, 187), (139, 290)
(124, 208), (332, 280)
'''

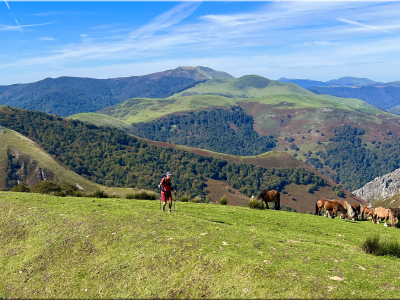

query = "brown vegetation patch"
(203, 178), (249, 206)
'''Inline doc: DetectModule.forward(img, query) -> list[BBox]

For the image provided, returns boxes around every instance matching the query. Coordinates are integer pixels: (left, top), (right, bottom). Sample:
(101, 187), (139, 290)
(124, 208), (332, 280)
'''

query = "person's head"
(166, 171), (172, 179)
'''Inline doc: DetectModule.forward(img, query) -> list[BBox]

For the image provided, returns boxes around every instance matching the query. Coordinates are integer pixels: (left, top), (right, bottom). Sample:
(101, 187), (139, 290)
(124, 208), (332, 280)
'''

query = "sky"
(1, 1), (400, 85)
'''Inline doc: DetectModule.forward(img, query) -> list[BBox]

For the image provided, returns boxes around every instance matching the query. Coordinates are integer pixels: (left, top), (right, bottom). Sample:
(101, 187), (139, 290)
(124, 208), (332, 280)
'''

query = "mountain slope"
(0, 126), (100, 192)
(307, 85), (400, 110)
(279, 76), (381, 87)
(0, 66), (233, 117)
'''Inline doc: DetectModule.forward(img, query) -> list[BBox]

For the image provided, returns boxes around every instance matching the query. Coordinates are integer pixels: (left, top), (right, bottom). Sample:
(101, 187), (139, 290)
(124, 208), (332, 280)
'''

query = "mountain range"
(278, 76), (400, 112)
(0, 66), (232, 117)
(2, 66), (400, 207)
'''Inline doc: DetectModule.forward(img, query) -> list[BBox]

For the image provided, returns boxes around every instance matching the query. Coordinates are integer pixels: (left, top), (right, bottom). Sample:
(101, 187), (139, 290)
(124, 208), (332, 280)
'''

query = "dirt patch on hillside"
(204, 178), (250, 206)
(281, 183), (366, 213)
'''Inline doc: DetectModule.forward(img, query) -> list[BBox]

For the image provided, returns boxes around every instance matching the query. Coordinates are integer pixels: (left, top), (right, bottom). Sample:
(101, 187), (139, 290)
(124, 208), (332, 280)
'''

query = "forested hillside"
(0, 66), (232, 117)
(301, 124), (400, 191)
(131, 106), (276, 156)
(0, 107), (325, 198)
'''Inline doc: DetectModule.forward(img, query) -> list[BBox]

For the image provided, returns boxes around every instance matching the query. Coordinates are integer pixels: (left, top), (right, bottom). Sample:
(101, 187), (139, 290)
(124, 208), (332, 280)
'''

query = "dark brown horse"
(351, 203), (361, 220)
(389, 208), (400, 228)
(315, 199), (329, 216)
(323, 200), (352, 220)
(372, 207), (395, 227)
(361, 207), (374, 220)
(257, 190), (280, 210)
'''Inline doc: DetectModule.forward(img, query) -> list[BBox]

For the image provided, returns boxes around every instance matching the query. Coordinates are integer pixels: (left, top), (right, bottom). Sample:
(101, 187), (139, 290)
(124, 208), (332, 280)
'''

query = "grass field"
(67, 113), (134, 132)
(1, 191), (399, 299)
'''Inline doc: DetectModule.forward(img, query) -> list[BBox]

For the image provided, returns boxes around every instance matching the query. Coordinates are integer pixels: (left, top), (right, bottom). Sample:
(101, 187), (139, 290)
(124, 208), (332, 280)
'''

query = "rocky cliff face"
(6, 146), (58, 188)
(353, 169), (400, 202)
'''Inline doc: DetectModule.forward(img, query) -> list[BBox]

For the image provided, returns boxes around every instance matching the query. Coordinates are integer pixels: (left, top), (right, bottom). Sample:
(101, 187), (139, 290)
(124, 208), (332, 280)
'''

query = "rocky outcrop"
(353, 169), (400, 202)
(6, 146), (58, 188)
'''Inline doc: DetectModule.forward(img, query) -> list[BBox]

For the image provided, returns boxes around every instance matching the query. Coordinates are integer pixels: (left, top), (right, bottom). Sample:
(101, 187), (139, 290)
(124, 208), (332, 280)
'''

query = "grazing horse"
(257, 190), (280, 210)
(372, 207), (395, 227)
(389, 208), (400, 228)
(361, 207), (374, 220)
(315, 199), (329, 216)
(323, 200), (350, 220)
(334, 200), (356, 220)
(351, 203), (361, 220)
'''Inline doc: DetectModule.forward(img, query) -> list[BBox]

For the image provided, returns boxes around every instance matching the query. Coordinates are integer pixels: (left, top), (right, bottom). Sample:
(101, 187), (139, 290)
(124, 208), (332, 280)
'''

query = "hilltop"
(0, 66), (232, 117)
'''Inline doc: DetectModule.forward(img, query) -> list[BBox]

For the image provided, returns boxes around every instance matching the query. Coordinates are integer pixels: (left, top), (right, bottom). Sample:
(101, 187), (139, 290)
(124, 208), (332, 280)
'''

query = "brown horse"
(257, 190), (280, 210)
(361, 207), (374, 220)
(372, 207), (395, 227)
(323, 200), (349, 220)
(330, 200), (356, 220)
(389, 208), (400, 228)
(315, 199), (329, 216)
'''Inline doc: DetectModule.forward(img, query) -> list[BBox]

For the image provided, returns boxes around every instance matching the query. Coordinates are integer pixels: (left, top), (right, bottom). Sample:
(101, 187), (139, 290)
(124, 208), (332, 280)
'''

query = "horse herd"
(315, 198), (400, 228)
(256, 189), (400, 228)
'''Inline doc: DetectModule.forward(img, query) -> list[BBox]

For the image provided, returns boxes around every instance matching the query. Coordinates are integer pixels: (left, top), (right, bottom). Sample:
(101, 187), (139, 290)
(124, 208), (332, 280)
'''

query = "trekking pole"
(174, 191), (177, 212)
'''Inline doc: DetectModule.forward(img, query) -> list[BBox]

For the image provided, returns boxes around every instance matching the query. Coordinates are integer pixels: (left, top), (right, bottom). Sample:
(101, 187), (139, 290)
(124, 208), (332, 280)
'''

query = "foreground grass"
(1, 192), (400, 299)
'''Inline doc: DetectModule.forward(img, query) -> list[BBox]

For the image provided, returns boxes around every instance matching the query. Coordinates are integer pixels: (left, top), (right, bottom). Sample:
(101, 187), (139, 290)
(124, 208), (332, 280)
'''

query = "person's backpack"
(158, 174), (166, 190)
(158, 174), (175, 191)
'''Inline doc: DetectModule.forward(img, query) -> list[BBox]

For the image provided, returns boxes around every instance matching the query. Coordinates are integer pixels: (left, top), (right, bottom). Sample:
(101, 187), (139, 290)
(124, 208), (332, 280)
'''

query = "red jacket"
(160, 177), (173, 193)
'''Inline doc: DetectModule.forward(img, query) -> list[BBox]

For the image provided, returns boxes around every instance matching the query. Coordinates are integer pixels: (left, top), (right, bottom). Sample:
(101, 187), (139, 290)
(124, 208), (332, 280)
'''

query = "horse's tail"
(256, 190), (264, 200)
(315, 201), (319, 215)
(345, 201), (355, 219)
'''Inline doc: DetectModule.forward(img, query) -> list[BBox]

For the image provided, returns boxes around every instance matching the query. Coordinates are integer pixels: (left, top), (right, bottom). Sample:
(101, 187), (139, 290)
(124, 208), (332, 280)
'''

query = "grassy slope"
(0, 128), (145, 197)
(0, 128), (99, 192)
(171, 76), (317, 98)
(1, 191), (399, 299)
(67, 113), (134, 132)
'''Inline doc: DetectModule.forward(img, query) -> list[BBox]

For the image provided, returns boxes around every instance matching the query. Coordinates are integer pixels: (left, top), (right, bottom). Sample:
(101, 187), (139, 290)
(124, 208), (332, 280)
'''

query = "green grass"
(67, 113), (134, 132)
(1, 191), (400, 299)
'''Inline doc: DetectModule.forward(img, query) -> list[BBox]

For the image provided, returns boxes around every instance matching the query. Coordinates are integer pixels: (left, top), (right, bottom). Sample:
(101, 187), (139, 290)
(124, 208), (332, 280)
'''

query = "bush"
(191, 195), (202, 203)
(180, 195), (190, 202)
(205, 196), (212, 204)
(10, 184), (30, 193)
(31, 181), (61, 194)
(248, 197), (263, 209)
(126, 191), (157, 200)
(307, 183), (318, 194)
(334, 189), (345, 198)
(219, 195), (228, 205)
(360, 232), (400, 257)
(86, 190), (110, 198)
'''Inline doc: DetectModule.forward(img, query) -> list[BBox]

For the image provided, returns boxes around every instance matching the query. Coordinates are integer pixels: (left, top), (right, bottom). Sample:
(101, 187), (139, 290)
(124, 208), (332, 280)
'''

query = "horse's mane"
(257, 190), (266, 199)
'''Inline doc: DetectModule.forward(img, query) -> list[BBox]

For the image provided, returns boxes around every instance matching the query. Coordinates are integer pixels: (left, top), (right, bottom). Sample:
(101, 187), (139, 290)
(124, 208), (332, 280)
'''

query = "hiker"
(159, 172), (176, 213)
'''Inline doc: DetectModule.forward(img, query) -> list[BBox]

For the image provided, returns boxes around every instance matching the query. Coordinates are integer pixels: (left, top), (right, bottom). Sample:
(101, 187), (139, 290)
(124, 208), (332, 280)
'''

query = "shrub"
(191, 195), (202, 203)
(179, 195), (190, 202)
(360, 232), (400, 257)
(219, 195), (228, 205)
(205, 196), (212, 204)
(31, 181), (61, 194)
(248, 197), (263, 209)
(334, 189), (345, 198)
(10, 184), (30, 193)
(86, 190), (110, 198)
(126, 191), (157, 200)
(307, 183), (318, 194)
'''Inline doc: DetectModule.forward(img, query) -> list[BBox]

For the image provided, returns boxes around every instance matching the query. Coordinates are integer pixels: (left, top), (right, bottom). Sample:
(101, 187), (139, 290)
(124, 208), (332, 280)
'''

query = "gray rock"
(353, 169), (400, 202)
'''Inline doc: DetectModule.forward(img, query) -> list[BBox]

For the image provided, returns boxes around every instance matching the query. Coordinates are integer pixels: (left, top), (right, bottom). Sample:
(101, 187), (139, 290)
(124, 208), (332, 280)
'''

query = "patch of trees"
(131, 106), (277, 156)
(0, 107), (325, 197)
(320, 124), (400, 190)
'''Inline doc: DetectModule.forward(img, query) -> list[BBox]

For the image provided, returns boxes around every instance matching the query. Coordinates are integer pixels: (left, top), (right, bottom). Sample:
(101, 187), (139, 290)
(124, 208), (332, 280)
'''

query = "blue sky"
(1, 1), (400, 85)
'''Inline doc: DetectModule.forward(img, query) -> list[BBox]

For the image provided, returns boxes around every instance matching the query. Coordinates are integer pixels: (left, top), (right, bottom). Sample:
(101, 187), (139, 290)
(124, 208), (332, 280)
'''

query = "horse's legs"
(384, 217), (388, 227)
(265, 201), (269, 209)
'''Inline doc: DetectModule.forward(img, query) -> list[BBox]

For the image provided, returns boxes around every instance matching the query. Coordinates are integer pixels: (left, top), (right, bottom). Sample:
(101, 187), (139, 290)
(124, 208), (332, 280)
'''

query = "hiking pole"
(174, 190), (177, 212)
